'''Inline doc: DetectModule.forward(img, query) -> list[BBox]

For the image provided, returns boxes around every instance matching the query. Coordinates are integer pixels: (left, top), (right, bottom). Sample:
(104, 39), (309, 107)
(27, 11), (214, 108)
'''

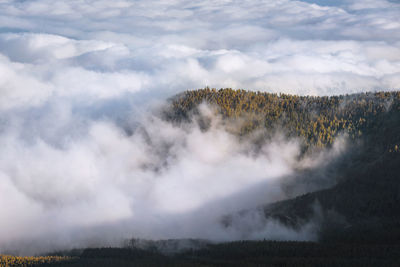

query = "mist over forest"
(0, 0), (399, 266)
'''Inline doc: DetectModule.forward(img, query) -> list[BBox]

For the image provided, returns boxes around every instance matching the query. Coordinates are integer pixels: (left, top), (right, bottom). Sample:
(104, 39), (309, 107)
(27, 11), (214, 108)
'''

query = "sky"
(0, 0), (399, 255)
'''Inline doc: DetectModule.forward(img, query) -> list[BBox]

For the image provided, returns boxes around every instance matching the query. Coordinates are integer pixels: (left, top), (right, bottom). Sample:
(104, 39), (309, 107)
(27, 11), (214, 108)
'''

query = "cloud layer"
(0, 0), (399, 112)
(0, 106), (345, 255)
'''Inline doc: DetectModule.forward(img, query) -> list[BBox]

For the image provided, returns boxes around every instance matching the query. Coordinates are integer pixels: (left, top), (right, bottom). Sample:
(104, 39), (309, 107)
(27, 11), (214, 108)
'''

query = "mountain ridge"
(166, 88), (400, 243)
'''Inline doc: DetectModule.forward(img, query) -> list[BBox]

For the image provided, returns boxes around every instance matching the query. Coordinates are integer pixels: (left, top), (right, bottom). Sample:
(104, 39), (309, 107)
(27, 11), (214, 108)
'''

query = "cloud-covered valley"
(0, 0), (399, 255)
(0, 103), (347, 255)
(0, 0), (399, 111)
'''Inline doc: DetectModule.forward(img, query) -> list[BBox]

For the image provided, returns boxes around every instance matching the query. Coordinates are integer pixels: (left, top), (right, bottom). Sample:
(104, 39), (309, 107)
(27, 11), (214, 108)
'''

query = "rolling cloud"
(0, 0), (399, 111)
(0, 105), (346, 255)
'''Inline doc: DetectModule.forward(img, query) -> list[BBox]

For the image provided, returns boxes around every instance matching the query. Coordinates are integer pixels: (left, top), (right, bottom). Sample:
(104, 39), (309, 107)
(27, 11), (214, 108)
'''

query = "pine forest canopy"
(167, 88), (400, 153)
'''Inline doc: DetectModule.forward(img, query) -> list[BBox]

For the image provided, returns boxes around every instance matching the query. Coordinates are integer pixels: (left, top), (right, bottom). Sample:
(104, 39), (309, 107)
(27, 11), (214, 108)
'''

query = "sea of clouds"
(0, 0), (399, 255)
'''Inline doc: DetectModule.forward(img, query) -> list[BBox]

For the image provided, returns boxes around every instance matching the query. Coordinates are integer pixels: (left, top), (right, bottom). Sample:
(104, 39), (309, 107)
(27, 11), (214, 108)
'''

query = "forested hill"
(166, 88), (400, 153)
(167, 88), (400, 243)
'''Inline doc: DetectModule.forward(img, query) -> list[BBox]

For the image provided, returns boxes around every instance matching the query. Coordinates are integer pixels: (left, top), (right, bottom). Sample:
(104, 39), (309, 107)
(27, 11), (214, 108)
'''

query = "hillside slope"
(166, 88), (400, 243)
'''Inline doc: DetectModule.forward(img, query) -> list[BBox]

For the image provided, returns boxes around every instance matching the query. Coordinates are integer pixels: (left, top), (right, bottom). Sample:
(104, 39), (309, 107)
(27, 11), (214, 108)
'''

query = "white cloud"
(0, 0), (397, 109)
(1, 107), (337, 254)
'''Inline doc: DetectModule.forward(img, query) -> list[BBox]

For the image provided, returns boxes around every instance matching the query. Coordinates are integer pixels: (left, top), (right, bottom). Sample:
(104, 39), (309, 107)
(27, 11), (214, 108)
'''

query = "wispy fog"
(0, 104), (346, 255)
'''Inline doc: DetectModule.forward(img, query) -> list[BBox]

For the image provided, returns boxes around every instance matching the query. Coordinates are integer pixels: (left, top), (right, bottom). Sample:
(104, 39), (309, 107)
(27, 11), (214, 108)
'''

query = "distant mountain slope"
(166, 88), (400, 243)
(166, 88), (400, 151)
